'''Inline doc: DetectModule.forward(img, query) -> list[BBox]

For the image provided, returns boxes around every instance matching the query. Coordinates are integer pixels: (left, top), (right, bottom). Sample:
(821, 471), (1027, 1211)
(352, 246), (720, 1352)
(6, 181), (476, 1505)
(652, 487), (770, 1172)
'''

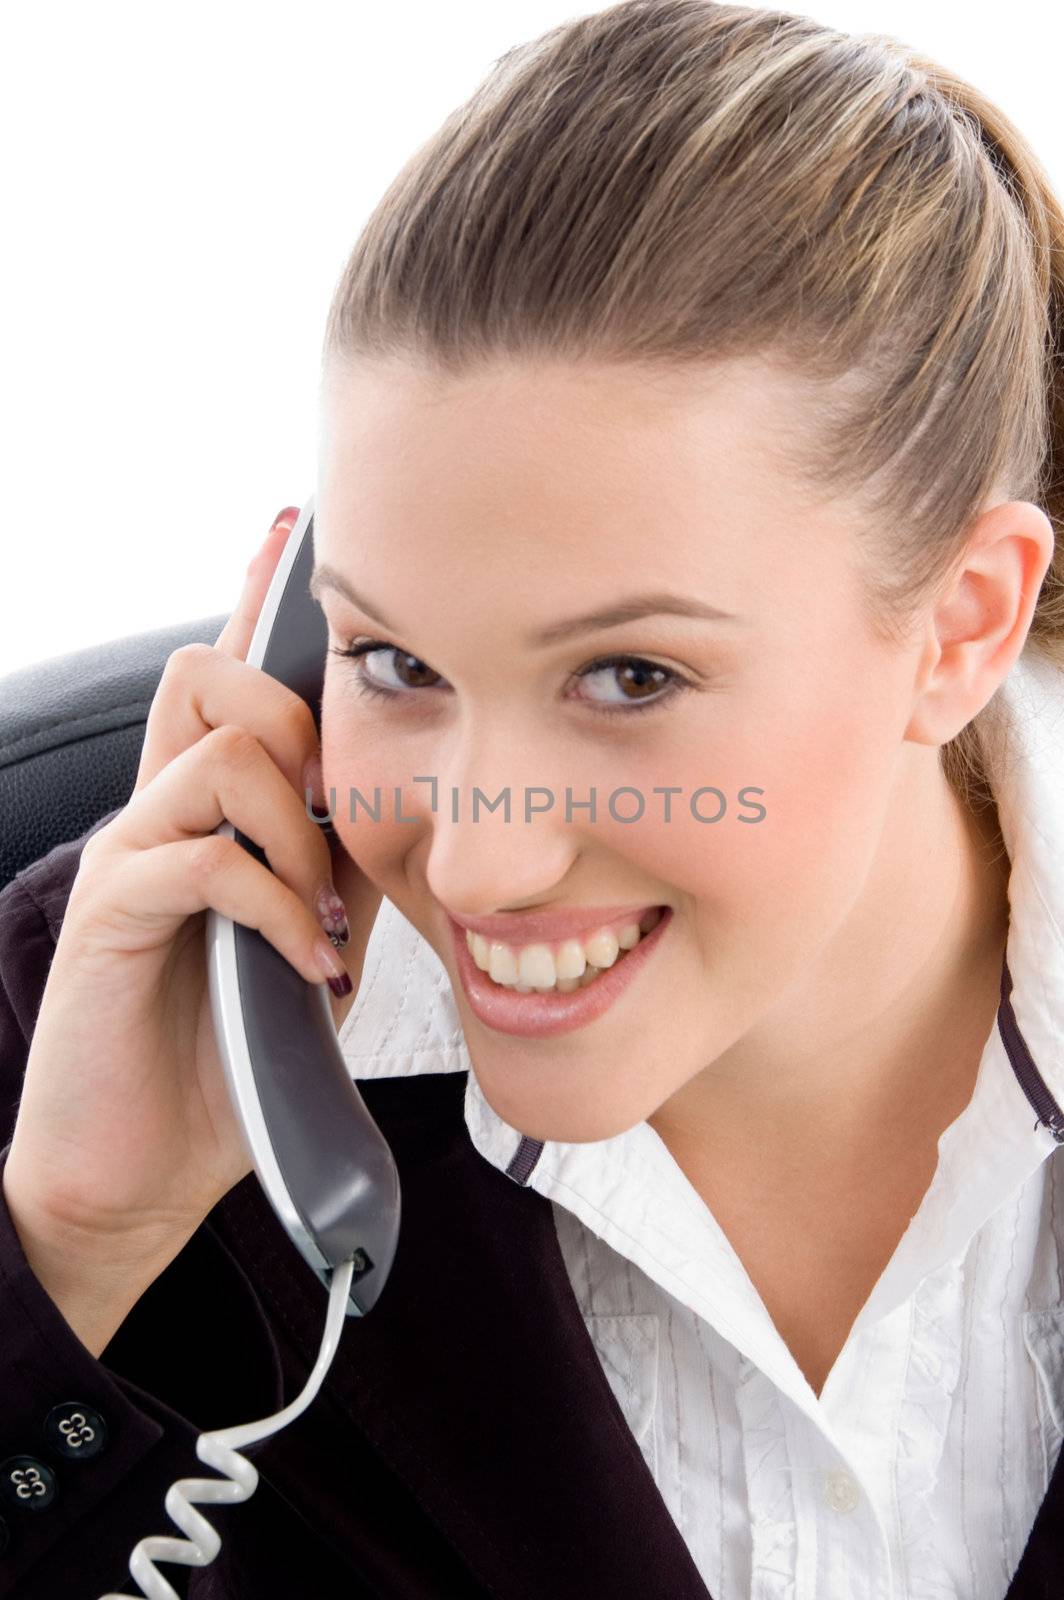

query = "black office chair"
(0, 615), (228, 893)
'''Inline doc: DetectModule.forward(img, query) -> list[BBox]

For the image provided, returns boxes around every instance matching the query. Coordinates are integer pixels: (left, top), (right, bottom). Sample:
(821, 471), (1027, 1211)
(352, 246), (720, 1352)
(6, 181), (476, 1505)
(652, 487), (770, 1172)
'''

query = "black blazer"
(0, 810), (1061, 1599)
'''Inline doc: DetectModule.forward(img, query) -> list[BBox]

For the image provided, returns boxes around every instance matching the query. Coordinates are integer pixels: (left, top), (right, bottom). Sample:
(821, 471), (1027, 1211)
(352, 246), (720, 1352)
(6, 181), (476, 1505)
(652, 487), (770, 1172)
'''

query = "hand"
(3, 508), (381, 1263)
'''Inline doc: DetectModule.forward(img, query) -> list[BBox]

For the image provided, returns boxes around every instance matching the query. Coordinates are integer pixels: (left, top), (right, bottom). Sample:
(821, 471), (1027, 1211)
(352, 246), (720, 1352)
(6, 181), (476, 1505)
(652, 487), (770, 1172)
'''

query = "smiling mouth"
(463, 906), (666, 993)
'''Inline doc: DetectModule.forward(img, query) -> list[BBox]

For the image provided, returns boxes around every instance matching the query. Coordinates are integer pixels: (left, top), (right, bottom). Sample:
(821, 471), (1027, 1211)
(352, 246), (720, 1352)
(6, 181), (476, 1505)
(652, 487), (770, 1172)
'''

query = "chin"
(473, 1066), (652, 1146)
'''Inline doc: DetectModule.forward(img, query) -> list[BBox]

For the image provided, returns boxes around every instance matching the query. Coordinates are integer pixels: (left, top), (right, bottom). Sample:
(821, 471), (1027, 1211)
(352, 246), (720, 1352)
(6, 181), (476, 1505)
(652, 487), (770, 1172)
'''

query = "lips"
(446, 905), (673, 1039)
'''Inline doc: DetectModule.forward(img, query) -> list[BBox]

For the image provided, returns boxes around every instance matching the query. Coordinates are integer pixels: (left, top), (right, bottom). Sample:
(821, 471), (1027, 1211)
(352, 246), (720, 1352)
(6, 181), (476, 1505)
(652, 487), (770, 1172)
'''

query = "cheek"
(573, 662), (902, 980)
(320, 701), (418, 884)
(692, 675), (905, 949)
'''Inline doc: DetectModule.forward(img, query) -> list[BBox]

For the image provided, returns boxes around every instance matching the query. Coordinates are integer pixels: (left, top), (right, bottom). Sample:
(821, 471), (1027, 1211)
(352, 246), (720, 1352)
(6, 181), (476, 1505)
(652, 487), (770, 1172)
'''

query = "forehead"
(314, 351), (842, 583)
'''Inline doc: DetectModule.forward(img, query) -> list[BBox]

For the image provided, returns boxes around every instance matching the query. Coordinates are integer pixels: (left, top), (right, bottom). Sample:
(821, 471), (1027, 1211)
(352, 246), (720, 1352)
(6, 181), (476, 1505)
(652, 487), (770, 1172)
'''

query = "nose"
(420, 750), (583, 919)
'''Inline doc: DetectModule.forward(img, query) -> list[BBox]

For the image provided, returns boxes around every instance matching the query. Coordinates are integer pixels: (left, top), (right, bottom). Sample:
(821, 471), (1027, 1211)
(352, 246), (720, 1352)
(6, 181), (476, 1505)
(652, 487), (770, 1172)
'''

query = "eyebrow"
(309, 563), (745, 646)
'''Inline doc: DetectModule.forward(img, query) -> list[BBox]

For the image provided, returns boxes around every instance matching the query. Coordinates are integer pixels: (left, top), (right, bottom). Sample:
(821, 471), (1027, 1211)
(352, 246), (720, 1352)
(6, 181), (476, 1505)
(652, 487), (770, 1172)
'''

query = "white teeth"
(517, 944), (556, 989)
(487, 943), (519, 985)
(554, 939), (588, 981)
(584, 928), (620, 970)
(471, 937), (492, 973)
(465, 911), (664, 993)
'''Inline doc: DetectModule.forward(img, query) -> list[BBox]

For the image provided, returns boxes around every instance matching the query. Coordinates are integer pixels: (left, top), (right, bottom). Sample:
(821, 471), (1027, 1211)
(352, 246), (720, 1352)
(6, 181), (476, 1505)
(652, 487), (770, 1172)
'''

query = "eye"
(327, 640), (692, 716)
(328, 641), (444, 698)
(570, 654), (688, 714)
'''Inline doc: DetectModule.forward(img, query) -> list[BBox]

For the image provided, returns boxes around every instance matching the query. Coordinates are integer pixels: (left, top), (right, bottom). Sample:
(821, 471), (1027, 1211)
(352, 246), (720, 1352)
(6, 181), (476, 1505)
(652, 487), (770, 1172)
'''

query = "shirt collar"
(977, 645), (1064, 1108)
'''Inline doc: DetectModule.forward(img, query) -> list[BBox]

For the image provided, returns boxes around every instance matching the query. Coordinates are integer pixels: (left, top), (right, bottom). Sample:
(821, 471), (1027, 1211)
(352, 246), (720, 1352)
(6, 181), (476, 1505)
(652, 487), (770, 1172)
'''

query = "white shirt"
(337, 645), (1064, 1600)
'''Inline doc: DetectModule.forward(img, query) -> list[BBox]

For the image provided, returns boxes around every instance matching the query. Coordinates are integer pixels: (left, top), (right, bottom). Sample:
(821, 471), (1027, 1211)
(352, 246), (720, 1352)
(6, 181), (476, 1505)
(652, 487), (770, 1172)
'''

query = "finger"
(132, 646), (319, 799)
(97, 837), (344, 990)
(113, 725), (338, 940)
(214, 505), (302, 662)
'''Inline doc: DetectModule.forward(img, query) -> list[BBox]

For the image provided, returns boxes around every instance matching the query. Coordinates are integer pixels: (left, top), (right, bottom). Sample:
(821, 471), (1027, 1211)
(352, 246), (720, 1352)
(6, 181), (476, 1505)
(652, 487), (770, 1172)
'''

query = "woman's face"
(312, 353), (953, 1143)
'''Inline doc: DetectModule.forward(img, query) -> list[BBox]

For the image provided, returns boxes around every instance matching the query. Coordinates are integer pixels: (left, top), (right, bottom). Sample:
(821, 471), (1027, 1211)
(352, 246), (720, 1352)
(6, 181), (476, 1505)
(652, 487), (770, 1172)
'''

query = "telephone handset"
(101, 499), (404, 1598)
(204, 494), (401, 1317)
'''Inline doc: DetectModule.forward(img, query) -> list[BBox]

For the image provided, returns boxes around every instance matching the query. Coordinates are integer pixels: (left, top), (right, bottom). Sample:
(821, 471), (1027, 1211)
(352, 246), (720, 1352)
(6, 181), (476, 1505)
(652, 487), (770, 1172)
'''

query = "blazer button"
(0, 1457), (58, 1512)
(43, 1402), (108, 1462)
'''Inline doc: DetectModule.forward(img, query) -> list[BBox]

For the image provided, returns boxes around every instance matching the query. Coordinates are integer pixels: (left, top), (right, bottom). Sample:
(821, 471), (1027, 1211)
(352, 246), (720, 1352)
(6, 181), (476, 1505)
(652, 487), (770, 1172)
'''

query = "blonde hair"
(320, 0), (1064, 816)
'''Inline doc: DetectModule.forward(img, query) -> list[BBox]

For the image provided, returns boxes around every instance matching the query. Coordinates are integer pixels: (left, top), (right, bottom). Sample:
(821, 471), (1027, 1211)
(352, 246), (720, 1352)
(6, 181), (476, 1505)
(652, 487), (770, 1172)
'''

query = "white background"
(1, 1), (1059, 677)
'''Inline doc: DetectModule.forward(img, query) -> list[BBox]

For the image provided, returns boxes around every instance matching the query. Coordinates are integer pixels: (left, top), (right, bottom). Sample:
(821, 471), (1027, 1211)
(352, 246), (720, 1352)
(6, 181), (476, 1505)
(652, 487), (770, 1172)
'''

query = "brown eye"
(614, 662), (667, 700)
(386, 651), (441, 689)
(574, 655), (681, 712)
(329, 641), (444, 697)
(329, 641), (692, 717)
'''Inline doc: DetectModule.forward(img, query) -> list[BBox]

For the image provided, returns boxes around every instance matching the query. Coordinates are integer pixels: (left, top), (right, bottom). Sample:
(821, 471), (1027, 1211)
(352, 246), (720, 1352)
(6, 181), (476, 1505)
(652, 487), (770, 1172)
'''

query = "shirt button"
(824, 1467), (860, 1513)
(0, 1456), (58, 1513)
(43, 1401), (108, 1462)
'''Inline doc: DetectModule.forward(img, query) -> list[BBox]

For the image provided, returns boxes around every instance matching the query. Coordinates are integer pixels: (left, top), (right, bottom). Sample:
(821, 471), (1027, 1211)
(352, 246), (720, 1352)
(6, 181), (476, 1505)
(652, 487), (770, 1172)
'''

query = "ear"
(904, 500), (1055, 746)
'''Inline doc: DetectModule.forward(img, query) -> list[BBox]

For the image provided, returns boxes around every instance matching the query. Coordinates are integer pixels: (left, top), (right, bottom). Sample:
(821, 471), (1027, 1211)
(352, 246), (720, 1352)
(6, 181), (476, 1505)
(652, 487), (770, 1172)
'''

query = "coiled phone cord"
(96, 1255), (355, 1600)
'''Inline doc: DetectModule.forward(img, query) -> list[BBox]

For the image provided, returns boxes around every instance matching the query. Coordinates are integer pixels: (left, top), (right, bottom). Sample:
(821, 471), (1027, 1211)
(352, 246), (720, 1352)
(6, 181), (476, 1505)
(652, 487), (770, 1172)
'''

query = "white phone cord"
(96, 1255), (355, 1600)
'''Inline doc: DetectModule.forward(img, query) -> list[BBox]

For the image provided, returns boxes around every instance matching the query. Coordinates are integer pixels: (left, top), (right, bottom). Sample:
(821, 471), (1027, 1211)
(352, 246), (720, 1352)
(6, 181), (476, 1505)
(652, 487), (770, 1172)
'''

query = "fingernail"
(247, 511), (296, 577)
(314, 879), (350, 947)
(316, 940), (353, 996)
(248, 508), (299, 572)
(270, 505), (300, 534)
(303, 755), (333, 822)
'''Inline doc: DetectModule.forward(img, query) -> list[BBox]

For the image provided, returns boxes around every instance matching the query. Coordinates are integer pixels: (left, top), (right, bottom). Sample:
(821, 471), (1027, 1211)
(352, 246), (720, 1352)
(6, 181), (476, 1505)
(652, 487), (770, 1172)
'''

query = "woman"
(1, 2), (1063, 1596)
